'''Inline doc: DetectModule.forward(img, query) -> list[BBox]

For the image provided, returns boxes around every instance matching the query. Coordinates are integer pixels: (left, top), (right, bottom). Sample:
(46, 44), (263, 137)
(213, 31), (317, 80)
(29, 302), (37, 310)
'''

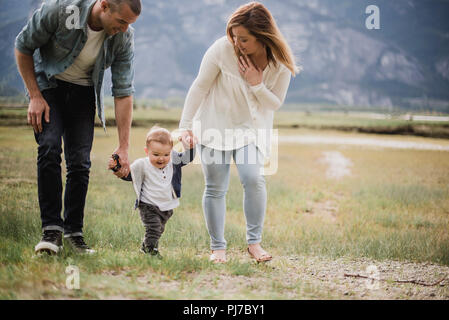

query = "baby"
(109, 126), (196, 258)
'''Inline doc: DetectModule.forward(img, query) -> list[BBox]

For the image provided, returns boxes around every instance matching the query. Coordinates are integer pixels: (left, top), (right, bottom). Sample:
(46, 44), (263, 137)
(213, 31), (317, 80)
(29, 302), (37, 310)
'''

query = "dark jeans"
(35, 80), (95, 235)
(138, 202), (173, 249)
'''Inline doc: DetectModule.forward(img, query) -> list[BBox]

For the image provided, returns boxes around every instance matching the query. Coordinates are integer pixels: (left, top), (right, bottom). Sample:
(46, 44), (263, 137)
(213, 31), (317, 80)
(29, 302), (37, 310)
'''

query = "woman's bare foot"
(247, 243), (272, 262)
(210, 249), (227, 263)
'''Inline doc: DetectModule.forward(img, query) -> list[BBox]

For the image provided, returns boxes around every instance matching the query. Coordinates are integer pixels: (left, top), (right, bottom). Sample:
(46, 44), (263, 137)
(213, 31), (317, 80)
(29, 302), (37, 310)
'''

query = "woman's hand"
(179, 130), (197, 149)
(238, 54), (263, 86)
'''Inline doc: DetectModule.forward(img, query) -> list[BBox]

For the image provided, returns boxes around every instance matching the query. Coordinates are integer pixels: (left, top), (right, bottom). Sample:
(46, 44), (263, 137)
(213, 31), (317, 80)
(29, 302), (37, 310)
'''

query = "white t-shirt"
(138, 158), (180, 212)
(179, 36), (292, 159)
(55, 25), (105, 86)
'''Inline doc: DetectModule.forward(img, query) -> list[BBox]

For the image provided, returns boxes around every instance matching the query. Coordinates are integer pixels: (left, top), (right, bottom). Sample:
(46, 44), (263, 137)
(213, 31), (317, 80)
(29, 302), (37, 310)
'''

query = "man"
(14, 0), (141, 254)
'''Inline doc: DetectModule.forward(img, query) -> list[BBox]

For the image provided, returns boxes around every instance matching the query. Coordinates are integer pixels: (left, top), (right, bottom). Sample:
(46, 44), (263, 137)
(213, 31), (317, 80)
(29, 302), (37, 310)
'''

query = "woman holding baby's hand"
(179, 2), (299, 263)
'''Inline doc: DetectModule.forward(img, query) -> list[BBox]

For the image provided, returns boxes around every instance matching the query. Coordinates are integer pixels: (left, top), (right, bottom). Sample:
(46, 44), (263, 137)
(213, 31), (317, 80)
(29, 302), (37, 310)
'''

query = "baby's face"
(145, 141), (172, 169)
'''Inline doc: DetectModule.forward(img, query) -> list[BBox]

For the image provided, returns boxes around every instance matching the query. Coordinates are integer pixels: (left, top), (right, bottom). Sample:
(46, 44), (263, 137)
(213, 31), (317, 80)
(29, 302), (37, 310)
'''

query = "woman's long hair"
(226, 2), (300, 76)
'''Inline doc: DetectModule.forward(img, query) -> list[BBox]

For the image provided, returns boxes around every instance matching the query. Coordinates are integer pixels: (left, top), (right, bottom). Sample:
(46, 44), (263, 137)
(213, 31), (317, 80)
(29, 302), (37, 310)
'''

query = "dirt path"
(319, 151), (353, 179)
(279, 135), (449, 151)
(94, 253), (449, 300)
(268, 255), (449, 299)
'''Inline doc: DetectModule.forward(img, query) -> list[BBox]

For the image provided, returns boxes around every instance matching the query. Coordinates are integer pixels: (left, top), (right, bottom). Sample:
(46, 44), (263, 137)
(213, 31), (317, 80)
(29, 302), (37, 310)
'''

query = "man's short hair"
(146, 126), (173, 148)
(108, 0), (141, 15)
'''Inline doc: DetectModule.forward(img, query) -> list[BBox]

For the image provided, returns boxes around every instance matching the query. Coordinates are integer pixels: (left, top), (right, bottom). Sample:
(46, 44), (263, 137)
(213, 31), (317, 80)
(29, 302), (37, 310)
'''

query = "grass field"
(0, 122), (449, 300)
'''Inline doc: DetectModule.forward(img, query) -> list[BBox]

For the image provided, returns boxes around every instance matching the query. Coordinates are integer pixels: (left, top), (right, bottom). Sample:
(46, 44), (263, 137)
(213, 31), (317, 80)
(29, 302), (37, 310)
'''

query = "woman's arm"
(178, 42), (221, 130)
(238, 55), (291, 111)
(249, 69), (291, 111)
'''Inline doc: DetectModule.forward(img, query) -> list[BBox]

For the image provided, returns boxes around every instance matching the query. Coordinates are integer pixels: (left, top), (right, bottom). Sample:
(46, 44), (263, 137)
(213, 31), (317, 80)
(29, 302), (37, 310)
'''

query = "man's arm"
(112, 95), (133, 178)
(109, 29), (136, 179)
(15, 49), (50, 133)
(14, 1), (59, 133)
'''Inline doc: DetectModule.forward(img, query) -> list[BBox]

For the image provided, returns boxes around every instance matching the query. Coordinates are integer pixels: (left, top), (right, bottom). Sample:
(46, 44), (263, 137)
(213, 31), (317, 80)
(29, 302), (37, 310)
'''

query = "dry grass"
(0, 125), (448, 299)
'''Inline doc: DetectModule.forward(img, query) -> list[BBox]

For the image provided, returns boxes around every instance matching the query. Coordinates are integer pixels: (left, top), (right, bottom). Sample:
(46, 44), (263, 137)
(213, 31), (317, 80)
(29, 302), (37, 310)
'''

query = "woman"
(179, 2), (299, 263)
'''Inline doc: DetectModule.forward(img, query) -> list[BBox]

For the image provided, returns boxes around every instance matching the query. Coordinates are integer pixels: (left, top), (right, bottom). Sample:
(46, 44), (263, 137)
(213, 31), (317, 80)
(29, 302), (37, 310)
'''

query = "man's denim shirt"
(15, 0), (135, 128)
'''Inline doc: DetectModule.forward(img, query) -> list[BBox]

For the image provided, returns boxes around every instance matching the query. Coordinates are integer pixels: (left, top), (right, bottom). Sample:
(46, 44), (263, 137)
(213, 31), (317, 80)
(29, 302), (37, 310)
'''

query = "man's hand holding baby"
(108, 154), (123, 178)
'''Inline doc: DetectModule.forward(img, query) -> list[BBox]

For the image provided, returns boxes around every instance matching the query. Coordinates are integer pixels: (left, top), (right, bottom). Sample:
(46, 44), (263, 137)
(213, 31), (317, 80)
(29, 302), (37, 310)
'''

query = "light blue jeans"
(200, 144), (267, 250)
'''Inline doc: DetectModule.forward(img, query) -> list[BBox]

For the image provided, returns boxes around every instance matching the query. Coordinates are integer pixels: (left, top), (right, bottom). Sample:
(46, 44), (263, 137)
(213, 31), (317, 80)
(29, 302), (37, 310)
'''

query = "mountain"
(1, 0), (449, 111)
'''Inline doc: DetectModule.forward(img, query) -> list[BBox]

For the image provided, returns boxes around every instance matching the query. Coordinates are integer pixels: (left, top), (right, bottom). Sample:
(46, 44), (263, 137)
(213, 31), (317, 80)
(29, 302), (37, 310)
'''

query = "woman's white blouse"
(179, 36), (291, 159)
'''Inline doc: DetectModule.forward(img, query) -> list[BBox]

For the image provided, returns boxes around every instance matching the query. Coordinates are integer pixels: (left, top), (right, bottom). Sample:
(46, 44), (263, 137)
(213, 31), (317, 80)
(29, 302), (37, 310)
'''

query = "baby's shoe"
(140, 242), (163, 259)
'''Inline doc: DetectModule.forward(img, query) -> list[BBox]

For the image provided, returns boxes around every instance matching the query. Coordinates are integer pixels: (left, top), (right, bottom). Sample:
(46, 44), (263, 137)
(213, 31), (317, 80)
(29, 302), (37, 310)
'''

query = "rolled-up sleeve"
(111, 31), (135, 97)
(15, 0), (59, 56)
